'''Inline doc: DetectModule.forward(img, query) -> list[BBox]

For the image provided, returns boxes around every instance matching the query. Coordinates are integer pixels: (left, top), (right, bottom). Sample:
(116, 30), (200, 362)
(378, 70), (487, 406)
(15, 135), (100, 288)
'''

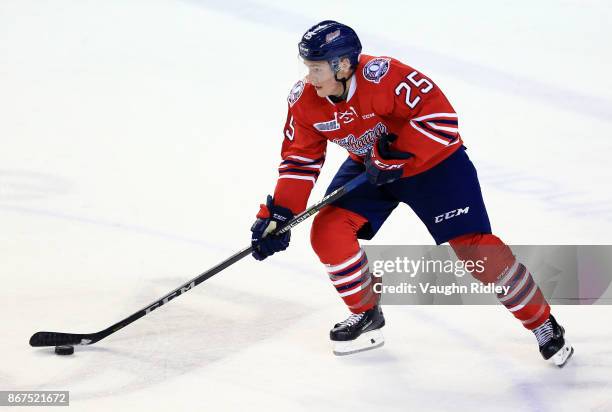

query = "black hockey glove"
(251, 195), (294, 261)
(365, 133), (414, 185)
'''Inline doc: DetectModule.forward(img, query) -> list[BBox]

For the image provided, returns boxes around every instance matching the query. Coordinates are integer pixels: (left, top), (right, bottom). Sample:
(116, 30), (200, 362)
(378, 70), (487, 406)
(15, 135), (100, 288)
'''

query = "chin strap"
(329, 71), (351, 103)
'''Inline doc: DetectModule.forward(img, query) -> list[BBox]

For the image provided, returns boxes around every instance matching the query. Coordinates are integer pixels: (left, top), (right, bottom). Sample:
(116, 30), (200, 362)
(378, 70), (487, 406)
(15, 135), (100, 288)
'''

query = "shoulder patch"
(287, 80), (305, 107)
(363, 58), (391, 84)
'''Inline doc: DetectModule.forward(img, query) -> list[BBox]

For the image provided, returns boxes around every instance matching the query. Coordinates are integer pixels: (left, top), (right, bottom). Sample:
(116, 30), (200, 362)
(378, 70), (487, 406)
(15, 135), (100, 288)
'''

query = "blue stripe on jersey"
(278, 168), (320, 176)
(416, 121), (457, 142)
(281, 156), (325, 166)
(431, 119), (458, 125)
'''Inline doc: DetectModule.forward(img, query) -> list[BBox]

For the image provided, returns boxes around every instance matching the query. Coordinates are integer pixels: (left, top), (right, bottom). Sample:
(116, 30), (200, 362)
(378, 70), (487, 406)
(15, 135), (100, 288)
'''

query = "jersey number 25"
(394, 71), (434, 109)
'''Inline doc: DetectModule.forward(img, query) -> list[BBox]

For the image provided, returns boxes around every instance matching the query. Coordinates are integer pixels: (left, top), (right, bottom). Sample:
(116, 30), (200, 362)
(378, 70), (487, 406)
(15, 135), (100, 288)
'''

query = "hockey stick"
(29, 172), (368, 347)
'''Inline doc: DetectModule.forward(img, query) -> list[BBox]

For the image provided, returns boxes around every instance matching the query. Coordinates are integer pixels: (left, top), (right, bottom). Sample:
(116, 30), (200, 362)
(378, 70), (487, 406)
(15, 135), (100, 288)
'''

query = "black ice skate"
(330, 306), (385, 356)
(533, 314), (574, 367)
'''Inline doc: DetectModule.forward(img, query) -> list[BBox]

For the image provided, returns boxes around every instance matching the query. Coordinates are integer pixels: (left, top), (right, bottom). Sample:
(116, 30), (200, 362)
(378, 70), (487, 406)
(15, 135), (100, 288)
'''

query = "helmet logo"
(304, 22), (333, 40)
(325, 29), (340, 44)
(363, 58), (391, 84)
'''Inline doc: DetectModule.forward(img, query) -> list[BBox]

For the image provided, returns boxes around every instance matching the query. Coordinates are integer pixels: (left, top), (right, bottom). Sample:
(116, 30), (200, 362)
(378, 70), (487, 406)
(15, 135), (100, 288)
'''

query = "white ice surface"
(1, 1), (611, 411)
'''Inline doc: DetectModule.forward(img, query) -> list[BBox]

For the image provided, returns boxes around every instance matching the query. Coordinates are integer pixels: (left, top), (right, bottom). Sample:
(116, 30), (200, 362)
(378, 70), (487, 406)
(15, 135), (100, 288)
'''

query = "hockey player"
(250, 20), (573, 365)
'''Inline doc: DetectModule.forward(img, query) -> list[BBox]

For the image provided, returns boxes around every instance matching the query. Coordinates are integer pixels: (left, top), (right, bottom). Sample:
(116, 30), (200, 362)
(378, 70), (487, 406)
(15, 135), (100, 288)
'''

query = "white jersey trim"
(287, 155), (317, 162)
(278, 175), (316, 184)
(346, 74), (357, 102)
(409, 112), (459, 146)
(410, 121), (451, 146)
(412, 112), (458, 121)
(279, 163), (323, 169)
(425, 122), (458, 133)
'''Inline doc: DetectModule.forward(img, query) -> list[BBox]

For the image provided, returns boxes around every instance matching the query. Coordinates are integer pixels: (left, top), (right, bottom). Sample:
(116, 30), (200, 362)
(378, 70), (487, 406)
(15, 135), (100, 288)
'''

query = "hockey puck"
(54, 345), (74, 355)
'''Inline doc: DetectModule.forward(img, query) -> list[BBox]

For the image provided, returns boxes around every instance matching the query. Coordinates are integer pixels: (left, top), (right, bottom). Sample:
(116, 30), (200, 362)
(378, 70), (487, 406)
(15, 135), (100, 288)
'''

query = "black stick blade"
(29, 331), (95, 347)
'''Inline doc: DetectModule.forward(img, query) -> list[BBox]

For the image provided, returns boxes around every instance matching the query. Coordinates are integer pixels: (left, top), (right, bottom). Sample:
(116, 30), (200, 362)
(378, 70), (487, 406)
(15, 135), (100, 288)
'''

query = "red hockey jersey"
(274, 54), (463, 214)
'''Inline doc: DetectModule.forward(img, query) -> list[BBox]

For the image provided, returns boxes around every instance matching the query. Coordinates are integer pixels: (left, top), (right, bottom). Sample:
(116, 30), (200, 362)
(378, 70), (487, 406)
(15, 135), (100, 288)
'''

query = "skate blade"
(551, 342), (574, 367)
(332, 329), (384, 356)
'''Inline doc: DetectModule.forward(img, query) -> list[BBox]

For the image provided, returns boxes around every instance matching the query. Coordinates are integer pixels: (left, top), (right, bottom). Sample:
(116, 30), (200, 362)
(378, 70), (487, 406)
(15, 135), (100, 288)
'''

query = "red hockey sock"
(311, 206), (379, 313)
(495, 260), (551, 329)
(449, 233), (550, 330)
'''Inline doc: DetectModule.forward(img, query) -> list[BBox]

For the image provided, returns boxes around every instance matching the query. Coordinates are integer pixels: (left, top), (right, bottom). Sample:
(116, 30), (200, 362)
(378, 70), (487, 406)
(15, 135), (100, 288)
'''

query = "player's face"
(303, 60), (342, 97)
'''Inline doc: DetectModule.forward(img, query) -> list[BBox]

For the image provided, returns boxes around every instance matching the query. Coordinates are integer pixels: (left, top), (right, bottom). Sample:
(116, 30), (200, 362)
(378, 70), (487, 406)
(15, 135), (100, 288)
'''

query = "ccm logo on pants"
(435, 207), (470, 223)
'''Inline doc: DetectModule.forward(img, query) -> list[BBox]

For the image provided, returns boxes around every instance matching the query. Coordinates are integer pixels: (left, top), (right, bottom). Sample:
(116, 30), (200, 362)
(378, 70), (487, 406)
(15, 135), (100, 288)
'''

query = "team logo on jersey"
(338, 107), (358, 124)
(363, 58), (390, 84)
(287, 80), (305, 107)
(331, 122), (388, 156)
